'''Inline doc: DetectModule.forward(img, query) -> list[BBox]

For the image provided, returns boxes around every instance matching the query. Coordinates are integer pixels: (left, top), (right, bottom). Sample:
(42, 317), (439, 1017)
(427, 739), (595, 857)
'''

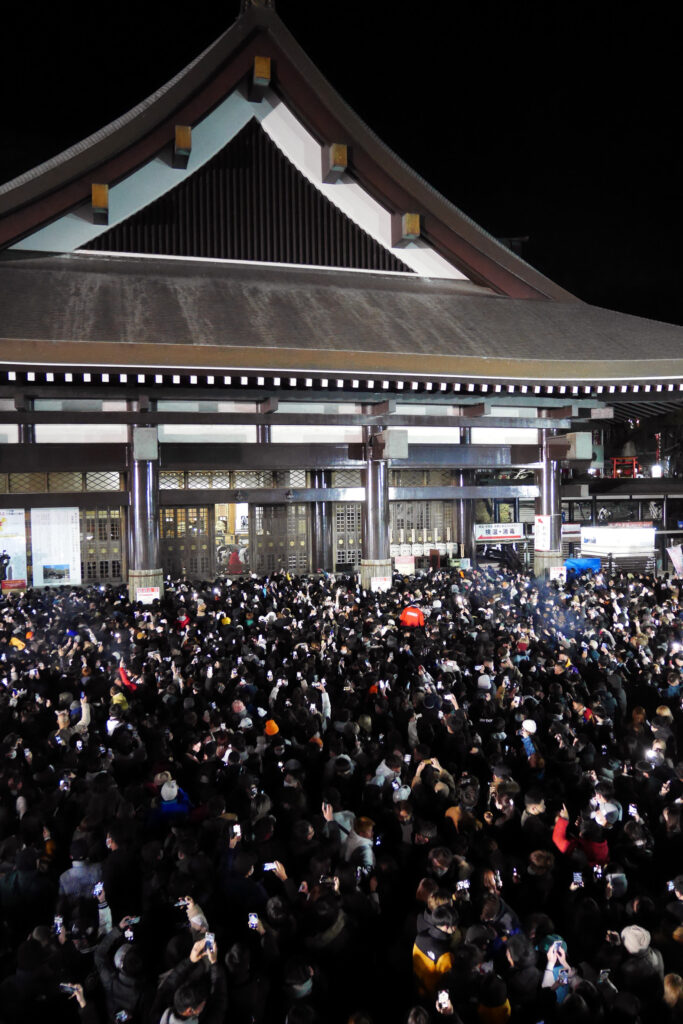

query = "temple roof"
(0, 251), (680, 386)
(0, 5), (572, 300)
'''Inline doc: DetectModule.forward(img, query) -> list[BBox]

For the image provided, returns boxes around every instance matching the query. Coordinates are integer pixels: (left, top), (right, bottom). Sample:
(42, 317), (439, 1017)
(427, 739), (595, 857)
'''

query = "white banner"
(370, 576), (392, 592)
(394, 555), (415, 574)
(30, 507), (82, 586)
(0, 509), (27, 585)
(535, 515), (552, 552)
(667, 545), (683, 577)
(581, 525), (655, 556)
(475, 523), (524, 542)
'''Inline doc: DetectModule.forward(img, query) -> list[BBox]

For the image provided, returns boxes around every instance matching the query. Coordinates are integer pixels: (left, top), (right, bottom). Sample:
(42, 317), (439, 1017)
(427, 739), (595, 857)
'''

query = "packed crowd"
(0, 564), (683, 1024)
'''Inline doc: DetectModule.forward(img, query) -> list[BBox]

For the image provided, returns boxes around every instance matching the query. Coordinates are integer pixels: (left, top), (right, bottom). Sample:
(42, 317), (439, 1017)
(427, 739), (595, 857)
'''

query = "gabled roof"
(0, 5), (574, 300)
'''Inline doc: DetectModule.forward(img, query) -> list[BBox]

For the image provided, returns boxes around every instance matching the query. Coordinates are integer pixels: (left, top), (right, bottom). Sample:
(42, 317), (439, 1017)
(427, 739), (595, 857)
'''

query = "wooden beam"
(322, 142), (348, 183)
(173, 125), (192, 169)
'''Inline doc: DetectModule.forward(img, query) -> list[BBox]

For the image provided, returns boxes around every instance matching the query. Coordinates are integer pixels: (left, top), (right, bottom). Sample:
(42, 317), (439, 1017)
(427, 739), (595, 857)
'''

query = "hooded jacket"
(412, 918), (454, 997)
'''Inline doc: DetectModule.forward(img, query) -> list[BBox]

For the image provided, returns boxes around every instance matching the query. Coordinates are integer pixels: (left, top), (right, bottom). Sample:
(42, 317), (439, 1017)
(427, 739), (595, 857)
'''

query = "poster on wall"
(0, 509), (27, 589)
(30, 507), (82, 586)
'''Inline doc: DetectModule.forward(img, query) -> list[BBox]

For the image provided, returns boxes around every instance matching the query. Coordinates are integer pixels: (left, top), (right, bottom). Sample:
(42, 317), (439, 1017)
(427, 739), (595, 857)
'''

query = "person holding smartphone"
(542, 935), (574, 1003)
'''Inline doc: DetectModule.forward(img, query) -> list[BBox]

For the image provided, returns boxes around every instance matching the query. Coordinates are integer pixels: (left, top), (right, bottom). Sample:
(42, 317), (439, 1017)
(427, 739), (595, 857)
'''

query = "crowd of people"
(0, 563), (682, 1024)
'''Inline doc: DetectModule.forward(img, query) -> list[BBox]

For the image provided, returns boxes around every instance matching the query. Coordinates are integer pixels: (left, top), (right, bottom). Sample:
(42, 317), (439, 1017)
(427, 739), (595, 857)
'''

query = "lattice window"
(211, 471), (232, 488)
(429, 469), (452, 486)
(0, 476), (8, 494)
(161, 510), (176, 538)
(391, 501), (409, 532)
(110, 511), (121, 541)
(188, 508), (209, 534)
(79, 508), (123, 584)
(396, 470), (426, 487)
(288, 470), (306, 487)
(390, 500), (446, 542)
(332, 470), (363, 488)
(160, 472), (185, 489)
(10, 473), (46, 492)
(235, 471), (273, 488)
(83, 513), (97, 540)
(333, 502), (362, 569)
(49, 472), (83, 492)
(187, 472), (211, 489)
(250, 503), (309, 573)
(176, 509), (187, 537)
(86, 471), (121, 491)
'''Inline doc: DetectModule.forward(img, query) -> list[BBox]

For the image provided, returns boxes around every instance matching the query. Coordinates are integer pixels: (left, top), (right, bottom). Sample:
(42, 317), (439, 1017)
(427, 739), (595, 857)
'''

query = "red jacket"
(399, 606), (425, 628)
(552, 815), (608, 866)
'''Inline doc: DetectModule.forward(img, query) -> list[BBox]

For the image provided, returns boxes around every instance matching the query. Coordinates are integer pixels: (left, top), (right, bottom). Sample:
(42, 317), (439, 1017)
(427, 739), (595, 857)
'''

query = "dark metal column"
(309, 469), (334, 572)
(364, 457), (390, 561)
(127, 404), (163, 598)
(129, 458), (159, 570)
(360, 424), (391, 588)
(454, 427), (476, 564)
(534, 426), (563, 575)
(256, 424), (271, 444)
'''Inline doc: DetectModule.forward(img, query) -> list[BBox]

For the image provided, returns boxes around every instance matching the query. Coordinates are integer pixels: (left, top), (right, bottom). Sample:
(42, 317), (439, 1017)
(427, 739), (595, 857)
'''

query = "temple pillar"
(309, 469), (334, 573)
(454, 427), (476, 564)
(534, 427), (563, 576)
(360, 425), (391, 589)
(127, 420), (163, 600)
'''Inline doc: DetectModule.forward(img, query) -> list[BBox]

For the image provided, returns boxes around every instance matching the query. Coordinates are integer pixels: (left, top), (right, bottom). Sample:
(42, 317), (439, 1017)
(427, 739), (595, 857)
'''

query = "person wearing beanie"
(148, 779), (193, 829)
(619, 924), (665, 1002)
(94, 917), (150, 1022)
(519, 720), (538, 759)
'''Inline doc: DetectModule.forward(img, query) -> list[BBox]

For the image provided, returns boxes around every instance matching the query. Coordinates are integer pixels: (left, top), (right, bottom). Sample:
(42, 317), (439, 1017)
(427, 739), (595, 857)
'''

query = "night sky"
(3, 2), (682, 327)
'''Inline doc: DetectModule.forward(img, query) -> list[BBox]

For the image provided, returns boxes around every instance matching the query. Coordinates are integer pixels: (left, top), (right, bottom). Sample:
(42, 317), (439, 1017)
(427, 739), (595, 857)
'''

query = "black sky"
(3, 1), (683, 326)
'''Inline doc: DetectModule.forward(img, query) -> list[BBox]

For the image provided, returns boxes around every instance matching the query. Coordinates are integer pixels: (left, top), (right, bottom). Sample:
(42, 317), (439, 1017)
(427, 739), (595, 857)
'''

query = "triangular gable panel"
(81, 120), (411, 273)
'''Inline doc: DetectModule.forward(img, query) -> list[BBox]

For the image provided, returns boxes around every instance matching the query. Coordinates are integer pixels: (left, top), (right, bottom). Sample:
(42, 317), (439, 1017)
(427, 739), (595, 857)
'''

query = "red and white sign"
(136, 586), (161, 604)
(534, 515), (552, 551)
(394, 555), (415, 574)
(1, 579), (26, 592)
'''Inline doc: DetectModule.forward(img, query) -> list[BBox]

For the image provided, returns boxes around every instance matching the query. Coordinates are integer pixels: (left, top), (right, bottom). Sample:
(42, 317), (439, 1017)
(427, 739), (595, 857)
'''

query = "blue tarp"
(565, 557), (601, 576)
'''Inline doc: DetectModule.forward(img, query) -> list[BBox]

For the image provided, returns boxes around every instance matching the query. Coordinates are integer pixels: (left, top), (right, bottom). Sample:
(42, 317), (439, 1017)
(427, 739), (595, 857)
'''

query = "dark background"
(3, 2), (682, 325)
